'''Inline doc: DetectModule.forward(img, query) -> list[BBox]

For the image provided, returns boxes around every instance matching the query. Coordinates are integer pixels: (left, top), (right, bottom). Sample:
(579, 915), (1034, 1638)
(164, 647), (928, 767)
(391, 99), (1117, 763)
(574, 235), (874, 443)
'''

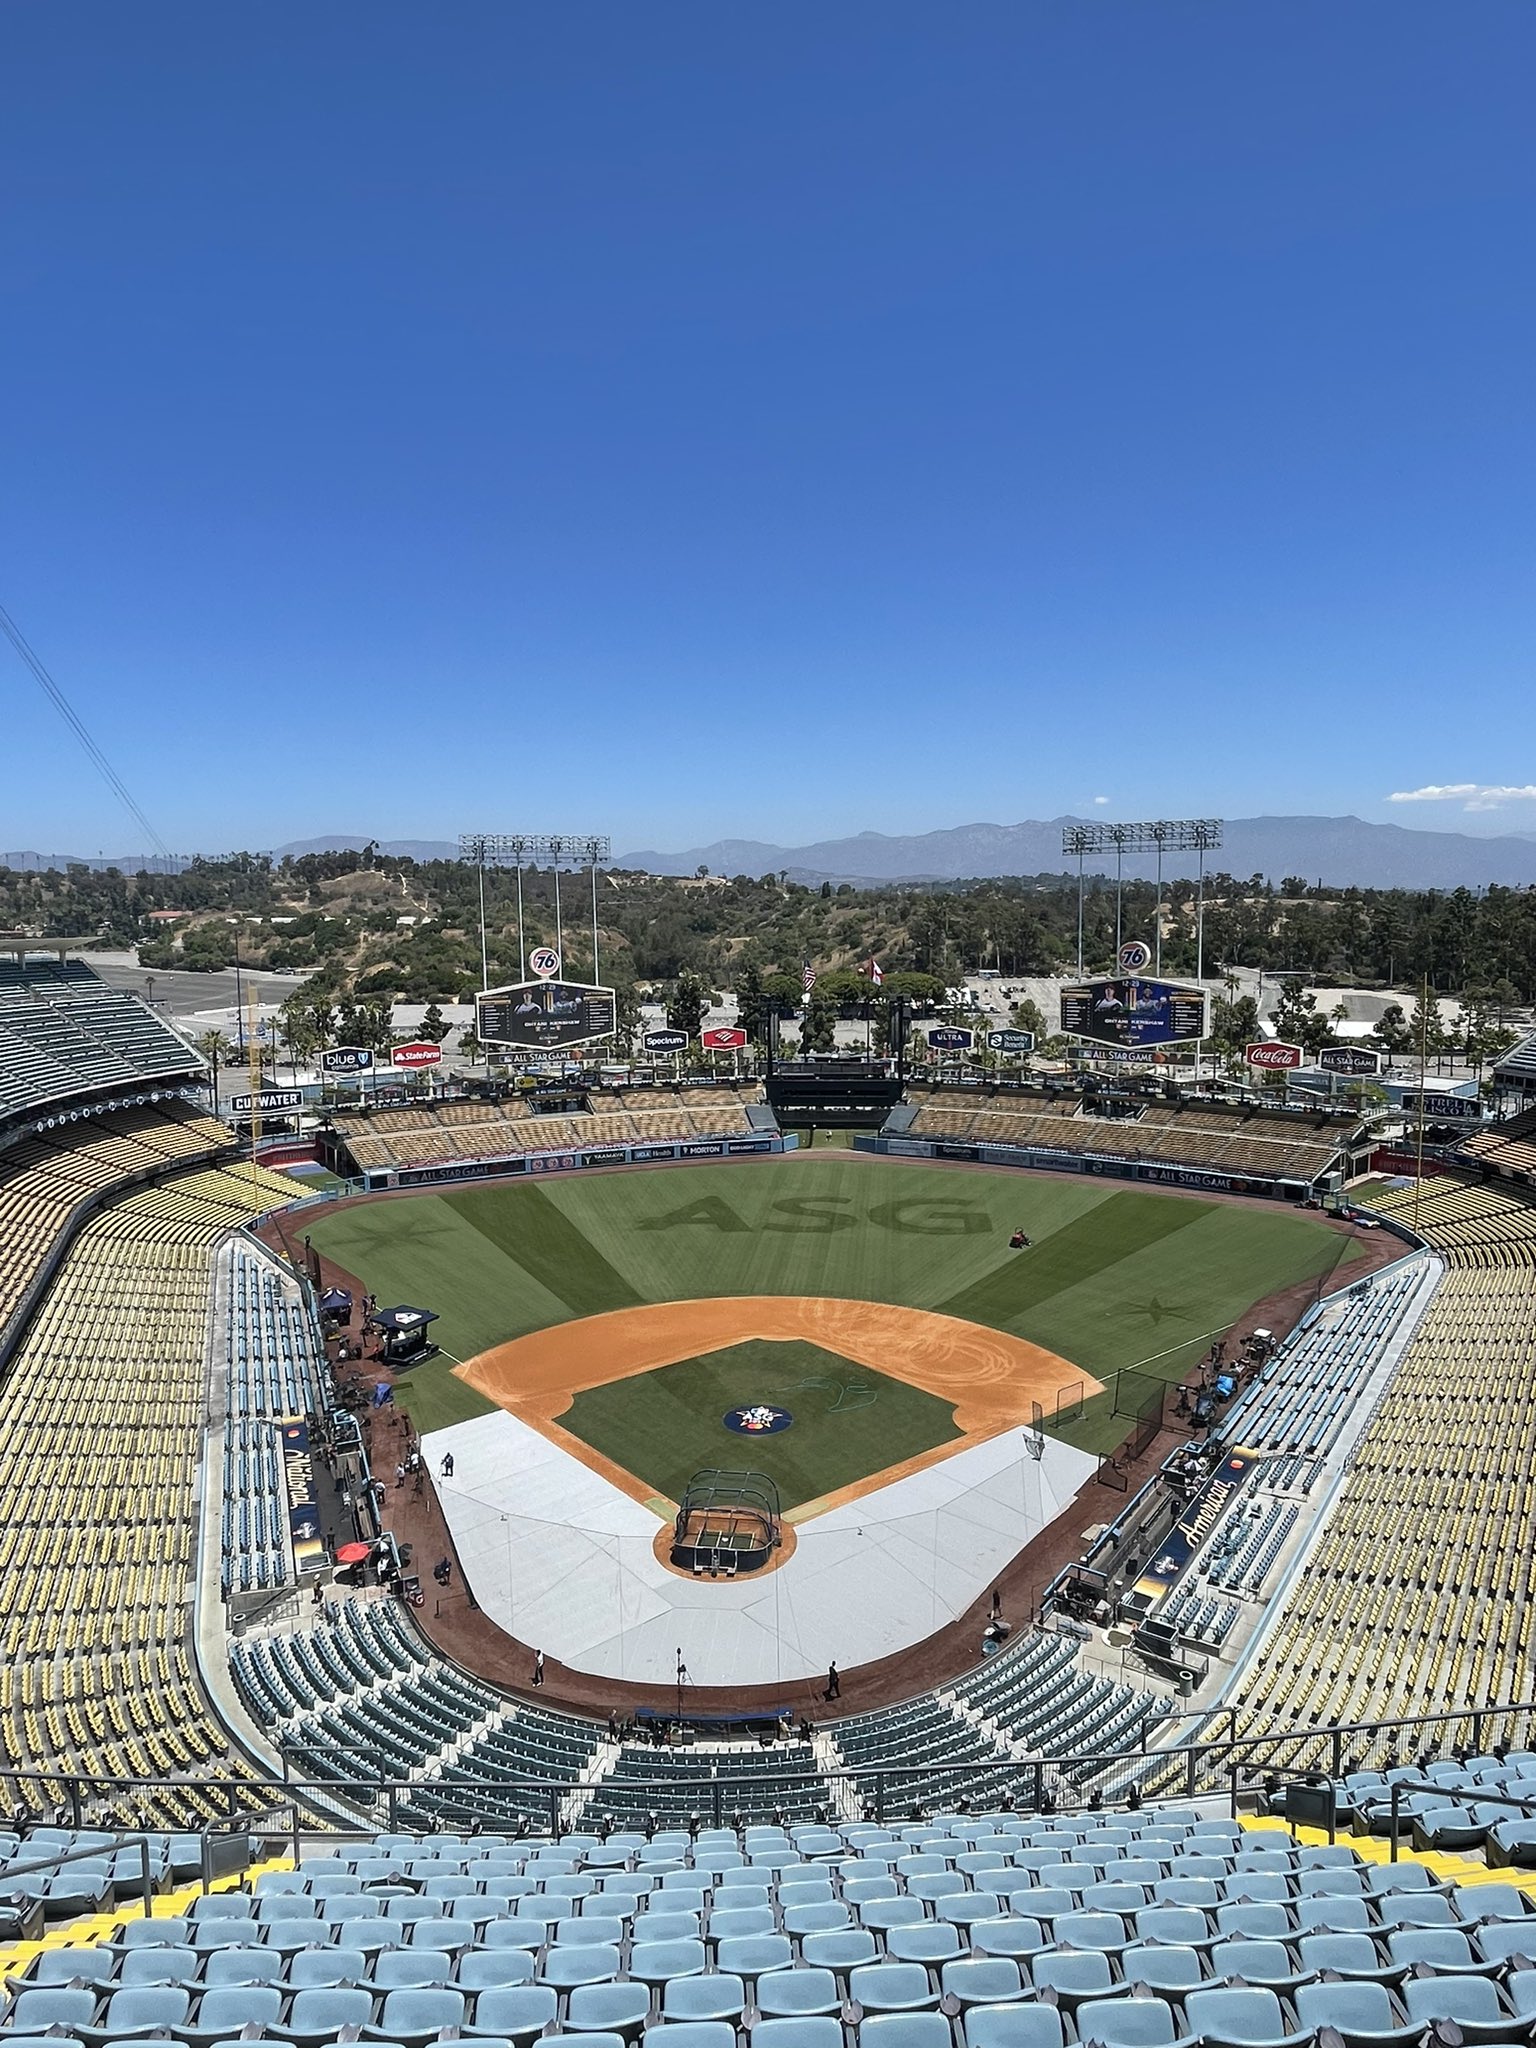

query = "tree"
(1011, 997), (1048, 1040)
(195, 1028), (229, 1106)
(667, 970), (710, 1038)
(1209, 992), (1261, 1058)
(1268, 978), (1331, 1054)
(420, 1001), (448, 1044)
(799, 996), (836, 1053)
(1378, 1002), (1412, 1054)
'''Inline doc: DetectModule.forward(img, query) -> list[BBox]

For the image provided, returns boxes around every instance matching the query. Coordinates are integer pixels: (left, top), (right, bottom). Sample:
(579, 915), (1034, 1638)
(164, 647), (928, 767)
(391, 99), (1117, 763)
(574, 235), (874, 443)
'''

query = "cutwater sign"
(231, 1088), (303, 1114)
(724, 1404), (793, 1436)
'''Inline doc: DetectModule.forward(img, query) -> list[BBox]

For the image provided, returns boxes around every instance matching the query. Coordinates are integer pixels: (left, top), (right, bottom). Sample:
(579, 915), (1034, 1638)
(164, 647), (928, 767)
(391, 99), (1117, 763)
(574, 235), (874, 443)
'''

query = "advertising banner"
(321, 1046), (374, 1074)
(643, 1029), (689, 1054)
(1245, 1041), (1304, 1070)
(701, 1025), (748, 1051)
(927, 1027), (974, 1050)
(392, 1041), (443, 1069)
(989, 1029), (1035, 1052)
(1318, 1046), (1381, 1075)
(231, 1088), (304, 1114)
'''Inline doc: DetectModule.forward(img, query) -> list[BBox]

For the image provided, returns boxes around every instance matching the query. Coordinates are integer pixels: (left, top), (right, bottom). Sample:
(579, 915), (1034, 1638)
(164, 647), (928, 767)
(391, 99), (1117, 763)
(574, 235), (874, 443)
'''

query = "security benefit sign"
(477, 980), (618, 1051)
(1059, 975), (1209, 1050)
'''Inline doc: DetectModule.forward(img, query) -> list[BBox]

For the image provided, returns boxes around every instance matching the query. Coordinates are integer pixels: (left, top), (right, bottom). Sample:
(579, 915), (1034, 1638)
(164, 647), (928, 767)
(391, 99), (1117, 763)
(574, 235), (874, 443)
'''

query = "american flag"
(866, 958), (883, 986)
(802, 959), (816, 996)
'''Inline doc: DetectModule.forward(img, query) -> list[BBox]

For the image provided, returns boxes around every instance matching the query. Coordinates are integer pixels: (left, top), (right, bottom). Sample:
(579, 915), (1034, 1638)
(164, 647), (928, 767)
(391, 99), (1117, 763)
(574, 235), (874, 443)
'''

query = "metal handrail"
(1, 1832), (159, 1922)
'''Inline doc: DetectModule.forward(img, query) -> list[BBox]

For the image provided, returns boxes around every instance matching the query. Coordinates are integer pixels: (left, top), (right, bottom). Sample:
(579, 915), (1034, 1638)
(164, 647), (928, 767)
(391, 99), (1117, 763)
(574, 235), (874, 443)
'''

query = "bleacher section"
(334, 1089), (764, 1176)
(0, 958), (200, 1121)
(900, 1091), (1345, 1185)
(1461, 1104), (1536, 1186)
(13, 1800), (1536, 2048)
(0, 1100), (233, 1346)
(233, 1593), (1166, 1826)
(1231, 1177), (1536, 1742)
(220, 1246), (326, 1596)
(1217, 1259), (1428, 1480)
(0, 1161), (298, 1830)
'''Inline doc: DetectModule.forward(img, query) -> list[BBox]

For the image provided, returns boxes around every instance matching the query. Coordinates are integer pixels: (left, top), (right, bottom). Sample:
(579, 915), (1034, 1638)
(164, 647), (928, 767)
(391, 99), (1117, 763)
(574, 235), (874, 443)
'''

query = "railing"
(10, 1692), (1536, 1840)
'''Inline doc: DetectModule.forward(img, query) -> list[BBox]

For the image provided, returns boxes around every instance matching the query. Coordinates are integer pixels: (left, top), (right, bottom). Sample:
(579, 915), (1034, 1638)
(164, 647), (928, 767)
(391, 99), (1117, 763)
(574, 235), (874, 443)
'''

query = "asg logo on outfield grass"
(724, 1404), (793, 1435)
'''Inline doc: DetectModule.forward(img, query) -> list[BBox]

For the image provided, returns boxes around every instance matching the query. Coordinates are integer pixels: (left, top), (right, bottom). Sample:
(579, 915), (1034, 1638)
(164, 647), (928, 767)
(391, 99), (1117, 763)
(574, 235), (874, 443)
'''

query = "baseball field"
(302, 1154), (1361, 1474)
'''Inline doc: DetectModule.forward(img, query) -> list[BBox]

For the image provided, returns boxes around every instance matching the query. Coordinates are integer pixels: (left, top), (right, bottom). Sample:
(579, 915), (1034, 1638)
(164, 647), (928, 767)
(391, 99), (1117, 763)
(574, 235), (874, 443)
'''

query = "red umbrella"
(335, 1541), (372, 1564)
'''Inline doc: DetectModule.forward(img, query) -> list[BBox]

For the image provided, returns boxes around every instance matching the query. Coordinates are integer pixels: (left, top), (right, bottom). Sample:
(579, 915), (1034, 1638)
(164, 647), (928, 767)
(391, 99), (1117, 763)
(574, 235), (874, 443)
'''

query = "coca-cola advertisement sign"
(1245, 1041), (1303, 1069)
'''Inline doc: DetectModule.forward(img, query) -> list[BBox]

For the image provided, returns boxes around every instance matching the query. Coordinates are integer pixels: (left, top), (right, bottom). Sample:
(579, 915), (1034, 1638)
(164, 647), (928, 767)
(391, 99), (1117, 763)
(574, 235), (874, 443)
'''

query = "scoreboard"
(477, 980), (617, 1052)
(1060, 976), (1208, 1050)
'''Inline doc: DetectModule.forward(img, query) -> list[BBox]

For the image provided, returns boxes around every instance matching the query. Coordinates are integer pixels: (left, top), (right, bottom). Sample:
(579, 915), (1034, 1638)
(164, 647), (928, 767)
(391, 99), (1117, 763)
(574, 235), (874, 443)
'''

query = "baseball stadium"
(5, 932), (1536, 2043)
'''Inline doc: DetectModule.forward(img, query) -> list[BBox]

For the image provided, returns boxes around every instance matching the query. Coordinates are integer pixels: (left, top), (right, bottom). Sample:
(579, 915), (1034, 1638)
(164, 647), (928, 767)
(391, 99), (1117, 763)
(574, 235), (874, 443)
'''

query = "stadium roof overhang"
(0, 936), (99, 958)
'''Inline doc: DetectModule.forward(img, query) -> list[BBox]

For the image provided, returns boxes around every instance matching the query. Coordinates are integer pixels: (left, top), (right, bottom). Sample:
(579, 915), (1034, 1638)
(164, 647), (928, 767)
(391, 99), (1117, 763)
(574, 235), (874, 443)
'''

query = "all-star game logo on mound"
(724, 1403), (793, 1435)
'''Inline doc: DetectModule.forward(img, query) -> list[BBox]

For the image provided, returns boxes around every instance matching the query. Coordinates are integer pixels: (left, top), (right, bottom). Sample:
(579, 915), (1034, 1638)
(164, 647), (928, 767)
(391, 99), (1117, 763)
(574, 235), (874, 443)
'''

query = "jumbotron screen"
(1059, 976), (1208, 1049)
(477, 980), (617, 1051)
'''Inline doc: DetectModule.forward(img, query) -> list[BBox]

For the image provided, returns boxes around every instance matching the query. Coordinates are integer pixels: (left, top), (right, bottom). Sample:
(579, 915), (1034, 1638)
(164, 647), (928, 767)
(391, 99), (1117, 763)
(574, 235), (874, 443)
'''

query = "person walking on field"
(440, 1451), (454, 1479)
(533, 1649), (545, 1688)
(824, 1662), (840, 1701)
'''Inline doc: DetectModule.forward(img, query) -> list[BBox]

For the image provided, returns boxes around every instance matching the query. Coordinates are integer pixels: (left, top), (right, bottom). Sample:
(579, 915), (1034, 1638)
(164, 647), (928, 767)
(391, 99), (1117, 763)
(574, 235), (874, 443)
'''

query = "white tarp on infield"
(423, 1412), (1096, 1687)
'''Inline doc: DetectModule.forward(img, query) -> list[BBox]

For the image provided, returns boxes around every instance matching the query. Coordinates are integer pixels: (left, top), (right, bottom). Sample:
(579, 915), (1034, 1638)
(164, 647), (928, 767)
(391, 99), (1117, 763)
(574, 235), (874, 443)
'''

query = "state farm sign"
(391, 1040), (443, 1069)
(1245, 1041), (1303, 1069)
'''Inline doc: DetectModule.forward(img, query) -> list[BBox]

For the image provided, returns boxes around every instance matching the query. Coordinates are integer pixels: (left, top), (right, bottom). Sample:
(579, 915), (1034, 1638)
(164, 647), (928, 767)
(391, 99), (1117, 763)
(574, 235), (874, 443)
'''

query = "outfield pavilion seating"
(0, 957), (199, 1118)
(13, 1798), (1536, 2048)
(901, 1092), (1344, 1185)
(1461, 1103), (1536, 1186)
(1225, 1178), (1536, 1749)
(333, 1089), (763, 1176)
(0, 1159), (301, 1831)
(0, 1100), (233, 1342)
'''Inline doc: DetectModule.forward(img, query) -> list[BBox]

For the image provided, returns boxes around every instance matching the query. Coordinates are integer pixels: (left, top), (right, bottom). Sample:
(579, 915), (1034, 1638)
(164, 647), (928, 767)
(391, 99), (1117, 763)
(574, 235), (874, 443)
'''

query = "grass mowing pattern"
(560, 1338), (961, 1511)
(304, 1157), (1361, 1450)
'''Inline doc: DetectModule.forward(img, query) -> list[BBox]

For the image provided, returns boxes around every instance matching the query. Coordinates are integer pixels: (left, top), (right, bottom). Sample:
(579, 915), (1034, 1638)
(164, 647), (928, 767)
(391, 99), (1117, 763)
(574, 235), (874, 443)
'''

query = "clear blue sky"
(4, 3), (1534, 856)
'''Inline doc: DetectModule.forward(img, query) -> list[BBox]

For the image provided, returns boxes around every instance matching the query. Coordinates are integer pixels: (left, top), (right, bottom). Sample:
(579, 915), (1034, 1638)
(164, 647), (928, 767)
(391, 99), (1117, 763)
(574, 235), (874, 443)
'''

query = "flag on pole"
(866, 958), (883, 986)
(802, 959), (817, 997)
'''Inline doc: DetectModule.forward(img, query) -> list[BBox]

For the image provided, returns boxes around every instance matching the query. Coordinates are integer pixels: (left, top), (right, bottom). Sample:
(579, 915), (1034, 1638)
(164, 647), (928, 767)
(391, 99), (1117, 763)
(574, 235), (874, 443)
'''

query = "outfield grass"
(304, 1156), (1361, 1448)
(561, 1337), (961, 1510)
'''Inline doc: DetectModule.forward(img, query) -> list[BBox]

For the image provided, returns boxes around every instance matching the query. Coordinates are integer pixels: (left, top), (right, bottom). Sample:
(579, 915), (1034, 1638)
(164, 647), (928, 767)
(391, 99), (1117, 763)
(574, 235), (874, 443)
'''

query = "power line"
(0, 599), (173, 860)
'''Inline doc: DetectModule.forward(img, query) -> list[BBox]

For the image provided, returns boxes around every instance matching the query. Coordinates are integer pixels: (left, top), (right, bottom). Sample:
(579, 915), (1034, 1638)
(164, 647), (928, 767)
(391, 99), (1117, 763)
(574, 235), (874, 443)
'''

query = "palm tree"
(195, 1028), (229, 1109)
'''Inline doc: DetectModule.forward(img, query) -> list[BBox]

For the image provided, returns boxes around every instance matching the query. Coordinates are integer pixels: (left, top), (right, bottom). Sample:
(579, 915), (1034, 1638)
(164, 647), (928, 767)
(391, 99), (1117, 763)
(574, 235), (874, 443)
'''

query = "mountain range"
(9, 814), (1536, 890)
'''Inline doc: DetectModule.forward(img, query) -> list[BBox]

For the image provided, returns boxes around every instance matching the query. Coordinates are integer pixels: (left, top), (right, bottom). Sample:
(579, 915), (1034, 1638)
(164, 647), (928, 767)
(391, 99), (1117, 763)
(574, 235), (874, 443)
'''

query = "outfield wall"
(855, 1134), (1311, 1202)
(367, 1131), (793, 1192)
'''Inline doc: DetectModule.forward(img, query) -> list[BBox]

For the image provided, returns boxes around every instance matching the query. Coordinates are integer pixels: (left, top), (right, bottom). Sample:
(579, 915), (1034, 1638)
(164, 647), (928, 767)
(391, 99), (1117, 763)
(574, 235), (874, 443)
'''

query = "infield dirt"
(456, 1293), (1100, 1519)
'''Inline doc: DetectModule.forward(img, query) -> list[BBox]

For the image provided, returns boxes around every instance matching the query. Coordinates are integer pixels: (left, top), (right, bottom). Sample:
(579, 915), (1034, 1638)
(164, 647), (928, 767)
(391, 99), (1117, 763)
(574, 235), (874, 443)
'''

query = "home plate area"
(425, 1405), (1094, 1687)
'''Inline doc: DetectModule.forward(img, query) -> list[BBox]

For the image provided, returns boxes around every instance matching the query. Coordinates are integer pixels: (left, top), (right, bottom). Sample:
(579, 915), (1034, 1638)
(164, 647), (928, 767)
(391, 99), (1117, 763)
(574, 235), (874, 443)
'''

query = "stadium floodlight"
(1061, 818), (1223, 978)
(459, 832), (613, 998)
